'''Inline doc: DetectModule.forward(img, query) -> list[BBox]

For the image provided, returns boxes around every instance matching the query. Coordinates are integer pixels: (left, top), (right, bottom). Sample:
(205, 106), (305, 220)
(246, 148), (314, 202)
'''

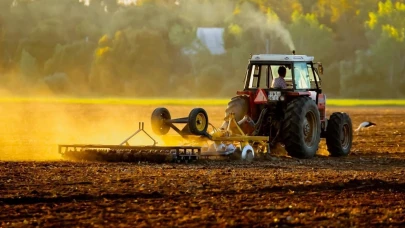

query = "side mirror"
(317, 63), (323, 75)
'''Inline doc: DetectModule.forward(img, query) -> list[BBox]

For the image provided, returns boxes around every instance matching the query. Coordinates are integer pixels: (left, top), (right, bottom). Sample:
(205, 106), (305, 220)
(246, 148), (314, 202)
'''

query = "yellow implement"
(209, 113), (268, 143)
(59, 108), (269, 163)
(200, 113), (268, 160)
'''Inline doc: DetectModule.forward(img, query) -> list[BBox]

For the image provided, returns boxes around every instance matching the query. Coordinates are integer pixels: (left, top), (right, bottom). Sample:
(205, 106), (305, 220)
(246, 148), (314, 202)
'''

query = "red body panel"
(284, 91), (311, 96)
(318, 93), (326, 121)
(238, 90), (326, 124)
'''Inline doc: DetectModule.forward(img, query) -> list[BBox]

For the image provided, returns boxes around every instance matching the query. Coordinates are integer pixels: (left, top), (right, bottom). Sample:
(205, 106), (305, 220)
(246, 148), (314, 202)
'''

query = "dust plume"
(0, 102), (223, 161)
(238, 2), (296, 52)
(0, 103), (159, 161)
(268, 20), (296, 52)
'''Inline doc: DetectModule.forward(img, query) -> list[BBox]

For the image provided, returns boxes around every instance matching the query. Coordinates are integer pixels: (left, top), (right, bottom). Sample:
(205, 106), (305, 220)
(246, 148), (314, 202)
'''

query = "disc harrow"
(59, 123), (201, 163)
(60, 145), (200, 163)
(59, 107), (270, 163)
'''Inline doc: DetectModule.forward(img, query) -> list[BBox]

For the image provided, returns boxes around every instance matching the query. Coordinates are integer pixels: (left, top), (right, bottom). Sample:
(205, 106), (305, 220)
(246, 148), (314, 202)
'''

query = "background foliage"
(0, 0), (404, 98)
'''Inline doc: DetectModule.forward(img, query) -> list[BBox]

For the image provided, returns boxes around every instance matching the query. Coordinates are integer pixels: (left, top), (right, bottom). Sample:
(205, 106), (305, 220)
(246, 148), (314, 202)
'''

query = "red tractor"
(220, 52), (353, 158)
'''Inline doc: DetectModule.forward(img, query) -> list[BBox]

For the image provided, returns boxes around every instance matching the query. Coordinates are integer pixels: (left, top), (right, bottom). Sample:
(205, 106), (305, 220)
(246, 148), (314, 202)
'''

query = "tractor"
(59, 51), (353, 163)
(220, 51), (353, 159)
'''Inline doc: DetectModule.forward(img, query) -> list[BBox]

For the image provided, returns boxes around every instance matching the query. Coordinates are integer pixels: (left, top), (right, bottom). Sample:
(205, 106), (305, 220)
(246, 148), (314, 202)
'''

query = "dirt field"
(1, 103), (405, 227)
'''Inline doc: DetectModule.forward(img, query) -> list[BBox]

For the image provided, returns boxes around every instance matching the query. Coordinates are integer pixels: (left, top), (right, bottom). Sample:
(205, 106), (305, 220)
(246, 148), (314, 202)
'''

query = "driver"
(271, 66), (287, 89)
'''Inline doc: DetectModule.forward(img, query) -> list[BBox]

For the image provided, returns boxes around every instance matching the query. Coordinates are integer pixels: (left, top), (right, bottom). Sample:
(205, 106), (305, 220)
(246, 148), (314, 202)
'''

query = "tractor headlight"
(279, 95), (285, 101)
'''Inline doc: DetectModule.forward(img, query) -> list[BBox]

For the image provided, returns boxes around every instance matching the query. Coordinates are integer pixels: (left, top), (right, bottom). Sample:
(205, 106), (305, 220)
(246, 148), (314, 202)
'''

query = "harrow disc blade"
(59, 145), (201, 163)
(64, 149), (173, 163)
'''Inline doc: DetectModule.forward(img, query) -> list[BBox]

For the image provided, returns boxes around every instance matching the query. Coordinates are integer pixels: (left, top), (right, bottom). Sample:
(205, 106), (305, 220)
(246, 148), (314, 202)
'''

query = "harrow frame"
(59, 122), (201, 162)
(59, 144), (201, 162)
(59, 108), (270, 163)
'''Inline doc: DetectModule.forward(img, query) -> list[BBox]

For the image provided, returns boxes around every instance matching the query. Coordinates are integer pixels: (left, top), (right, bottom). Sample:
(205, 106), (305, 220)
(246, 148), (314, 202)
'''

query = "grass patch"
(0, 97), (230, 106)
(327, 99), (405, 106)
(0, 97), (405, 106)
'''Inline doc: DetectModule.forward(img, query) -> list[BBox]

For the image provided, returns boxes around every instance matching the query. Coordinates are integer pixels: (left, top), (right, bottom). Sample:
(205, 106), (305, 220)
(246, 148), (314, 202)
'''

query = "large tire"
(151, 107), (171, 135)
(220, 96), (249, 129)
(282, 96), (321, 158)
(326, 112), (353, 157)
(188, 108), (209, 135)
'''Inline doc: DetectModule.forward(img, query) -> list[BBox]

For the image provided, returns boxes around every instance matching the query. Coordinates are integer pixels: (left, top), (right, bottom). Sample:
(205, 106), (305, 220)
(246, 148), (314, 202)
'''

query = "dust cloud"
(269, 22), (295, 52)
(238, 2), (295, 52)
(0, 102), (223, 161)
(0, 103), (152, 161)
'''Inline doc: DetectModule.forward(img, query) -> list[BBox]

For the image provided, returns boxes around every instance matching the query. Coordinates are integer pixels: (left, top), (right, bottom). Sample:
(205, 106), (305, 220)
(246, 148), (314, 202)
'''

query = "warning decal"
(254, 89), (268, 104)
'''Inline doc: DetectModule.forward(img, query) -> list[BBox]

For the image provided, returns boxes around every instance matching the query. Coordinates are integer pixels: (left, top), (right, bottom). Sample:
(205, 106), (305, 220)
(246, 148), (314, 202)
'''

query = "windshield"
(270, 65), (292, 81)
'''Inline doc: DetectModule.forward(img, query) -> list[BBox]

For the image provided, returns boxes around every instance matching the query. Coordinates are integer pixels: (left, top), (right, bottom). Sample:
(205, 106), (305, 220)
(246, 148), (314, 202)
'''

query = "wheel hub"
(303, 111), (316, 147)
(341, 124), (350, 149)
(158, 115), (165, 129)
(303, 119), (310, 136)
(196, 113), (207, 131)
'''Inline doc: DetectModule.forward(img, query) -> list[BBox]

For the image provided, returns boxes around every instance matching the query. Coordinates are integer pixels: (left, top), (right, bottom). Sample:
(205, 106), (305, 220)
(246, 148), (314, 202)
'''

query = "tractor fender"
(241, 145), (255, 160)
(309, 91), (317, 101)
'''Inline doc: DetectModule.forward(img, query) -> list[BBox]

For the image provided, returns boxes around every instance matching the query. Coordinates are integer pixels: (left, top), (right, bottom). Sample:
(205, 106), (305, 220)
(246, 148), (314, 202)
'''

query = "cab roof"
(250, 54), (314, 62)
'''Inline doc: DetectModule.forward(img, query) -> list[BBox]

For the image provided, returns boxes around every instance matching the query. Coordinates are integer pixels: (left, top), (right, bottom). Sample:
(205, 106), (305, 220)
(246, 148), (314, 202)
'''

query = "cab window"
(307, 64), (320, 89)
(294, 62), (311, 89)
(270, 65), (292, 89)
(248, 65), (269, 88)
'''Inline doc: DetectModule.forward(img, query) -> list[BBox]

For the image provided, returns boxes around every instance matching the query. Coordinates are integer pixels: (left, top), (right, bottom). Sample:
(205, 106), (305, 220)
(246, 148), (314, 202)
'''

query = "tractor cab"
(237, 52), (327, 126)
(243, 53), (322, 97)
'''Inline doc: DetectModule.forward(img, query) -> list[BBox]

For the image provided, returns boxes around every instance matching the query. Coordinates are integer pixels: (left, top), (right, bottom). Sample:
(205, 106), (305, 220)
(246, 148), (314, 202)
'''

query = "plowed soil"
(1, 104), (405, 227)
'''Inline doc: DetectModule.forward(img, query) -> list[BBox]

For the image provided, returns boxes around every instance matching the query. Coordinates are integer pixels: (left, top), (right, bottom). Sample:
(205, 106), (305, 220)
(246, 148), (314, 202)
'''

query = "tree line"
(0, 0), (404, 98)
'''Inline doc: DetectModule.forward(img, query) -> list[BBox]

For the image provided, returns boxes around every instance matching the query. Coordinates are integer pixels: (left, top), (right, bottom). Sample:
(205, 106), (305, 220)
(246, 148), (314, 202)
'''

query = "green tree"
(1, 0), (404, 98)
(0, 18), (4, 73)
(250, 0), (304, 23)
(44, 40), (97, 87)
(9, 0), (105, 76)
(287, 11), (338, 95)
(0, 1), (13, 72)
(195, 65), (227, 97)
(19, 49), (40, 82)
(16, 18), (67, 71)
(340, 0), (405, 98)
(288, 11), (334, 61)
(314, 0), (380, 62)
(89, 28), (173, 96)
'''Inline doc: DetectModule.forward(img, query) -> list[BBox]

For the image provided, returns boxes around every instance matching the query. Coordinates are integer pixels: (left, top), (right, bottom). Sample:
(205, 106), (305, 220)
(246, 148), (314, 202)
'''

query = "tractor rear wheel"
(282, 96), (321, 158)
(188, 108), (209, 135)
(220, 96), (249, 129)
(151, 107), (171, 135)
(326, 112), (353, 157)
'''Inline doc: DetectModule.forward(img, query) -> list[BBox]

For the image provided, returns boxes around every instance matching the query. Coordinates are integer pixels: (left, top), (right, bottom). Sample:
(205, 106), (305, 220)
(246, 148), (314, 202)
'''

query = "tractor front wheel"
(282, 97), (321, 158)
(151, 107), (171, 135)
(326, 112), (353, 157)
